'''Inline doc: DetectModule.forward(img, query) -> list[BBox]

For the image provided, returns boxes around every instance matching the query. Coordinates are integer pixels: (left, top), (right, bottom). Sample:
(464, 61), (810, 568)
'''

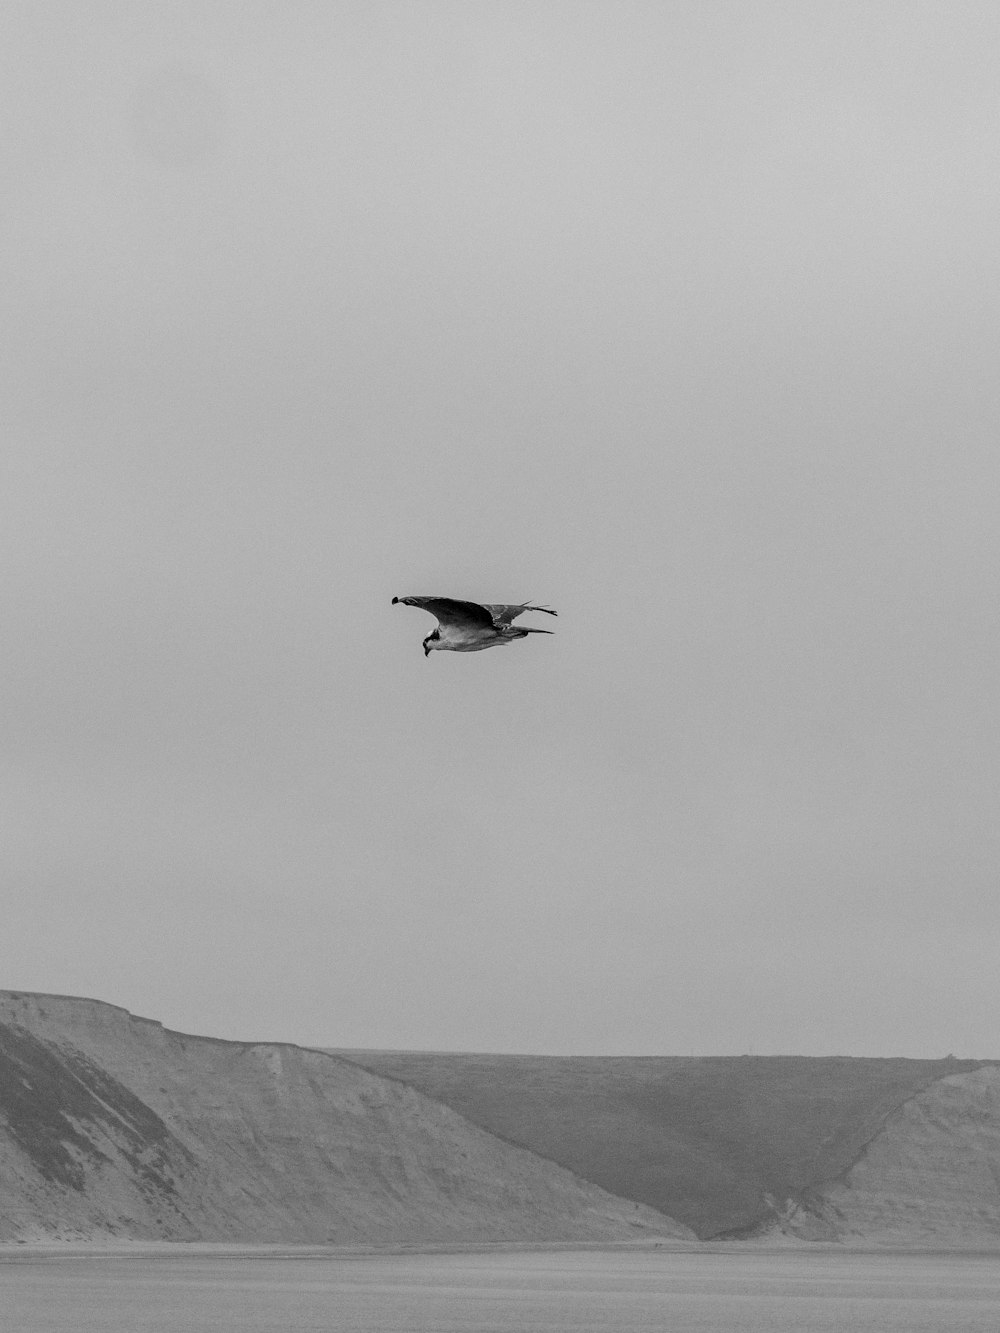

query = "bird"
(392, 596), (557, 656)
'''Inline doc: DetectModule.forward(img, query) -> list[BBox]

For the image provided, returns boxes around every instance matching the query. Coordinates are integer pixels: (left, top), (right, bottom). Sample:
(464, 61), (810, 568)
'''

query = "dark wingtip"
(391, 596), (399, 604)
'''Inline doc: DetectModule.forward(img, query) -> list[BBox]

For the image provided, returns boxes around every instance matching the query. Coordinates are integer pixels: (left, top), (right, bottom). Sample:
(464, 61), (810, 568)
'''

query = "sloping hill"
(774, 1065), (1000, 1246)
(0, 992), (689, 1244)
(332, 1051), (991, 1239)
(9, 991), (997, 1248)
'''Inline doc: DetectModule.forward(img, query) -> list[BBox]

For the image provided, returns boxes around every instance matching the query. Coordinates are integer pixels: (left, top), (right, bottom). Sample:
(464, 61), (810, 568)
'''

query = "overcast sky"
(4, 1), (999, 1056)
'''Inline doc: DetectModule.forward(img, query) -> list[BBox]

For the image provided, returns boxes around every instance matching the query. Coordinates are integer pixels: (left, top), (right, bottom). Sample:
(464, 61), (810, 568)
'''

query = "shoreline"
(4, 1238), (1000, 1261)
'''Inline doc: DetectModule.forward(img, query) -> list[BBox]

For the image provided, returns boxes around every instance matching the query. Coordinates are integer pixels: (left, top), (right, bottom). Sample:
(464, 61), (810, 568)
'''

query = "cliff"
(7, 989), (998, 1249)
(765, 1066), (1000, 1246)
(0, 992), (689, 1244)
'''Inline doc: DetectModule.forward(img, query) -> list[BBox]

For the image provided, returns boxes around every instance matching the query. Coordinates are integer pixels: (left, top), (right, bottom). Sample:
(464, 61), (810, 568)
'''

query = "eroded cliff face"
(775, 1067), (1000, 1246)
(0, 992), (690, 1244)
(0, 1018), (196, 1241)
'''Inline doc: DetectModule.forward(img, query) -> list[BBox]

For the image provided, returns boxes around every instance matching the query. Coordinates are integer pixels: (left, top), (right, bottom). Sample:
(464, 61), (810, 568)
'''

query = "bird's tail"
(518, 626), (554, 635)
(524, 603), (557, 616)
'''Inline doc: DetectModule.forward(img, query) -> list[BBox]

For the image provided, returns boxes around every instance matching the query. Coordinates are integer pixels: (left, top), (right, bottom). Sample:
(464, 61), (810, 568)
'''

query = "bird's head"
(422, 631), (440, 656)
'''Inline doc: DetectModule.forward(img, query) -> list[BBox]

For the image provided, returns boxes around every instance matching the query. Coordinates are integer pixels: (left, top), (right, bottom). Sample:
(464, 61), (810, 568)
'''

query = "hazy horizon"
(5, 2), (999, 1057)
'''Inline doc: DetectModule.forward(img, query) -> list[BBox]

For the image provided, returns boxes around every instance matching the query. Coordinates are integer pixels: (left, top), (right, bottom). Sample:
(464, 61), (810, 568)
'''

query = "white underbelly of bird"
(437, 623), (530, 651)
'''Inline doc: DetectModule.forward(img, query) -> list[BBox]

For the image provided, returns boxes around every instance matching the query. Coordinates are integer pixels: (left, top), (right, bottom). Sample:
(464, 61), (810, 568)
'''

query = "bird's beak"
(423, 645), (431, 657)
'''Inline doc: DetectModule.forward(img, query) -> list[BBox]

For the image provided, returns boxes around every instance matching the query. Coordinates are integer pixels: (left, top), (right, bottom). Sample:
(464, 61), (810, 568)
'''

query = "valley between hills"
(2, 990), (999, 1247)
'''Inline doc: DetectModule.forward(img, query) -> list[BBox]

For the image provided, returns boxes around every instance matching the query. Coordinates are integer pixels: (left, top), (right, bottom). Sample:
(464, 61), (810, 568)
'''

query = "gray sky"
(4, 1), (999, 1056)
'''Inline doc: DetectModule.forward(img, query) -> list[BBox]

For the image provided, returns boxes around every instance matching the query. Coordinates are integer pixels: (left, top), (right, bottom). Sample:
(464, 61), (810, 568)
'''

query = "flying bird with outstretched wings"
(392, 596), (557, 656)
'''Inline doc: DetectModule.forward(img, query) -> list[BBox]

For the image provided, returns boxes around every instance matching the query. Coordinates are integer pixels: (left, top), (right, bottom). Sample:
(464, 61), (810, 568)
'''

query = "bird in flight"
(392, 596), (557, 656)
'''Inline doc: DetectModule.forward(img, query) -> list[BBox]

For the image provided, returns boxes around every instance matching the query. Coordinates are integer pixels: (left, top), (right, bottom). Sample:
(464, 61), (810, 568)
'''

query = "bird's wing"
(483, 602), (558, 626)
(392, 596), (495, 630)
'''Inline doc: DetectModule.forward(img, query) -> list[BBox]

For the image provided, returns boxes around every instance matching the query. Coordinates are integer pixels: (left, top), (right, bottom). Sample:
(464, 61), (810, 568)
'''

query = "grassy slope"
(331, 1052), (989, 1237)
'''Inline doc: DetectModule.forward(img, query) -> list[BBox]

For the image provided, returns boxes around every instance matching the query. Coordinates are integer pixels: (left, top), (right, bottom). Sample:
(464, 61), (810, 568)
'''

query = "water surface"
(2, 1245), (998, 1332)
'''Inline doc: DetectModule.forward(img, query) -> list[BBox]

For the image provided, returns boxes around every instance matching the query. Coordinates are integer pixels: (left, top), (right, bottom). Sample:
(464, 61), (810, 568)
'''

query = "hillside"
(775, 1065), (1000, 1246)
(0, 992), (689, 1244)
(332, 1050), (995, 1240)
(7, 990), (999, 1249)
